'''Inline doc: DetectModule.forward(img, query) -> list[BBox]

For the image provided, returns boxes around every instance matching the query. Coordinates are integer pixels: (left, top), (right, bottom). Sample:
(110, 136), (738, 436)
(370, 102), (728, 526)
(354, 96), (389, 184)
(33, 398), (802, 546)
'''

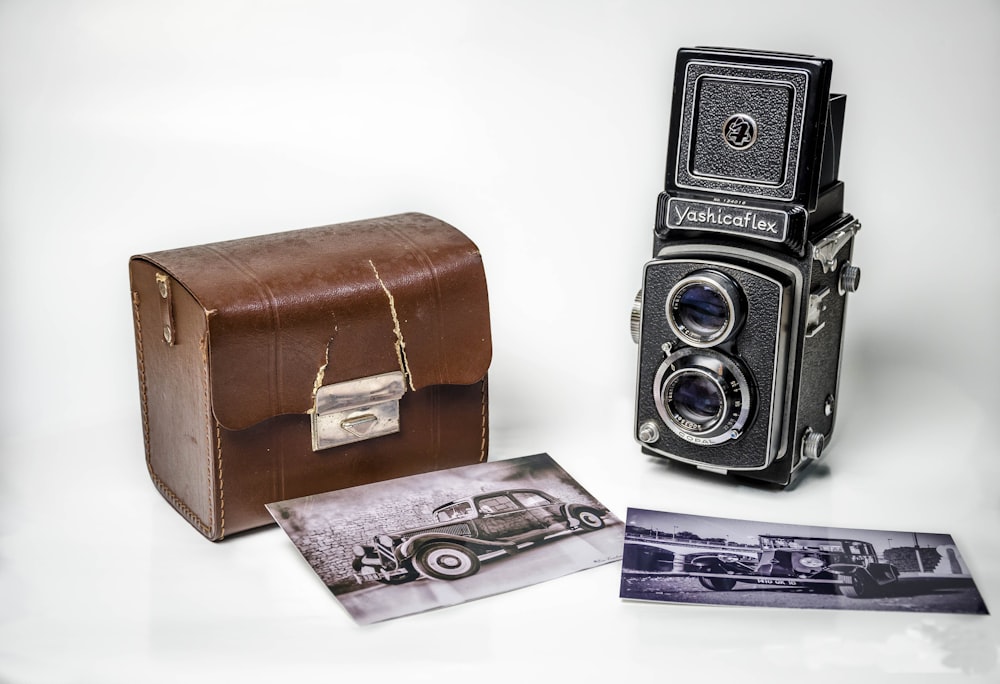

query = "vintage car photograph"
(351, 488), (611, 584)
(620, 508), (988, 615)
(686, 535), (900, 598)
(267, 453), (623, 624)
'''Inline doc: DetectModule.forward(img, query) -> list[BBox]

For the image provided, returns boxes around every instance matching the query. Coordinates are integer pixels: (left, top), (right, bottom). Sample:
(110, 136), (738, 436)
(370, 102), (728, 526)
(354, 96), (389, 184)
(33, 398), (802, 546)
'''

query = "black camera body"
(632, 47), (861, 486)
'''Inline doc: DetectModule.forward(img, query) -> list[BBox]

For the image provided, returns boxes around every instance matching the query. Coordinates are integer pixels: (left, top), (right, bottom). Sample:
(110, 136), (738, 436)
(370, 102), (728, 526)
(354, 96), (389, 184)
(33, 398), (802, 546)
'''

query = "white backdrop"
(2, 1), (998, 681)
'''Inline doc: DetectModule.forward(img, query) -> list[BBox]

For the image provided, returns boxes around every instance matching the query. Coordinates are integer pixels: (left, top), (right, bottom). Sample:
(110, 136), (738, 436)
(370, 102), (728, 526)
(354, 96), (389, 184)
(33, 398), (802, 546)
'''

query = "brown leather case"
(129, 213), (491, 540)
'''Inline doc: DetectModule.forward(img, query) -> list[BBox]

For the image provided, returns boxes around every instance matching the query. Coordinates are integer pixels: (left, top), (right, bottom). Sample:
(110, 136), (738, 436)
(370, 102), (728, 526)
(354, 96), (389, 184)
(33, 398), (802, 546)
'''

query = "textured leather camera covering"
(129, 213), (491, 540)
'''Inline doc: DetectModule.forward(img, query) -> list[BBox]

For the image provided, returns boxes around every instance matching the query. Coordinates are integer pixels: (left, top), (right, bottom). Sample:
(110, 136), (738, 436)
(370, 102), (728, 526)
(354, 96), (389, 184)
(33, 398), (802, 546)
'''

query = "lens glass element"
(666, 270), (744, 347)
(652, 347), (753, 446)
(668, 372), (722, 430)
(676, 284), (728, 337)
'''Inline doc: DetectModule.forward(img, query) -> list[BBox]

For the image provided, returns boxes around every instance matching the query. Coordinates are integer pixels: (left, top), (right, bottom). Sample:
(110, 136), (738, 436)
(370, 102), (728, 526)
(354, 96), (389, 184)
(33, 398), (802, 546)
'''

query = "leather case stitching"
(215, 422), (225, 539)
(197, 335), (220, 539)
(479, 377), (488, 462)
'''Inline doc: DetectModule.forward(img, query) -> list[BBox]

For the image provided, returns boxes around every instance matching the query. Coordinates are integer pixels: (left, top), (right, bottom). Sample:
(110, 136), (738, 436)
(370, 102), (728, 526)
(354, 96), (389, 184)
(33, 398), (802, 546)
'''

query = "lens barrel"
(666, 270), (744, 347)
(654, 347), (752, 445)
(667, 370), (724, 429)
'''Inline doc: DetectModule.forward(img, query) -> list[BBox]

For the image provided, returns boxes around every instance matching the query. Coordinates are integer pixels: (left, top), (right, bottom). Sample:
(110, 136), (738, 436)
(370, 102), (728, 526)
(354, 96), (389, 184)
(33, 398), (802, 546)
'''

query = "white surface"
(1, 1), (998, 681)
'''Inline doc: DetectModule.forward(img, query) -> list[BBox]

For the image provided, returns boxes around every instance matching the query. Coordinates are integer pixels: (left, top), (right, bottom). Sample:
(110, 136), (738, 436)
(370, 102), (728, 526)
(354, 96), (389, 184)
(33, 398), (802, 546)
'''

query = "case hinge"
(311, 371), (406, 452)
(155, 272), (176, 346)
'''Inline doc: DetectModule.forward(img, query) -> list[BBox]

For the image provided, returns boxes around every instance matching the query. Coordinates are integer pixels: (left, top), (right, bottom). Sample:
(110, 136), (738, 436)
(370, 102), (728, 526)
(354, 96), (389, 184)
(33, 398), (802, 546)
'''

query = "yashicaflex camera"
(631, 47), (862, 486)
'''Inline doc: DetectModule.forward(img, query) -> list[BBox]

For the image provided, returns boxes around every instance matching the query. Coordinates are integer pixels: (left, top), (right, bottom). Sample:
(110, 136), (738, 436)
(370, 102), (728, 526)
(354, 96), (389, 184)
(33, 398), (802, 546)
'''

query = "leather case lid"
(131, 213), (491, 431)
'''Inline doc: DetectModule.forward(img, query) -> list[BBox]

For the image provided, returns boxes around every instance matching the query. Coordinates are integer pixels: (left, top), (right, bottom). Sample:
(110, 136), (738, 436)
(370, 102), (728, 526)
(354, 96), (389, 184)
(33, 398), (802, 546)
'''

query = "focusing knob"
(630, 290), (642, 343)
(839, 262), (861, 294)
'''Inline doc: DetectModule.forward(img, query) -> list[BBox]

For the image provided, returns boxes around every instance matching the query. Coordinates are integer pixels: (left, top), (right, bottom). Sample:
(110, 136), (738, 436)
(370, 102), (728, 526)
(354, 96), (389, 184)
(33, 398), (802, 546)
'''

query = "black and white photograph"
(267, 453), (623, 624)
(621, 508), (989, 615)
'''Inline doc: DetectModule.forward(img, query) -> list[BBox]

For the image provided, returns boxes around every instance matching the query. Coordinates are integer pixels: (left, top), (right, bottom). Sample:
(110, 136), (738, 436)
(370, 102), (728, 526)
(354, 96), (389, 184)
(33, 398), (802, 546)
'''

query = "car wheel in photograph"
(793, 554), (826, 573)
(575, 509), (606, 530)
(838, 571), (877, 598)
(698, 576), (737, 591)
(413, 543), (481, 580)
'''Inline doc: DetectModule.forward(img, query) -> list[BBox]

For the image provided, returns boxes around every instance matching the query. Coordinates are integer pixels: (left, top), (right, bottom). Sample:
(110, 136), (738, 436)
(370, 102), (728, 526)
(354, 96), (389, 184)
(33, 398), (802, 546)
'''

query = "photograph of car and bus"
(620, 508), (988, 614)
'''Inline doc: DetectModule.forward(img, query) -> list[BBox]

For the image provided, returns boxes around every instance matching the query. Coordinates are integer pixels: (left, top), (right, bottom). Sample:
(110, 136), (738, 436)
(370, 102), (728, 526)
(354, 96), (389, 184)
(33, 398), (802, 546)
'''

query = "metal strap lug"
(813, 220), (860, 274)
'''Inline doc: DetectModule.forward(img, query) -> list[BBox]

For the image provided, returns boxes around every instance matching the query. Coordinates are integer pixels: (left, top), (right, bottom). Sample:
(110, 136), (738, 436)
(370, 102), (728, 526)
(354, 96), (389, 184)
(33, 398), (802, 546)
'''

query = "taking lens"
(667, 270), (744, 346)
(653, 348), (753, 445)
(669, 372), (723, 429)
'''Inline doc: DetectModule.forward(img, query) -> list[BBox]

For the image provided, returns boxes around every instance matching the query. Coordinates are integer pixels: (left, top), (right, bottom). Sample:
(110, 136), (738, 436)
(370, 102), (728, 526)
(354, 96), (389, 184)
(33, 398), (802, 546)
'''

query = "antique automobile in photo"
(351, 489), (609, 584)
(689, 535), (900, 598)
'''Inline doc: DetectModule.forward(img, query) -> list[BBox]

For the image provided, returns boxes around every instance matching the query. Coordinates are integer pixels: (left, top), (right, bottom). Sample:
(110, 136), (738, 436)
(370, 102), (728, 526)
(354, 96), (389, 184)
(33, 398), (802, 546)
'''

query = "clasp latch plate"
(311, 371), (406, 452)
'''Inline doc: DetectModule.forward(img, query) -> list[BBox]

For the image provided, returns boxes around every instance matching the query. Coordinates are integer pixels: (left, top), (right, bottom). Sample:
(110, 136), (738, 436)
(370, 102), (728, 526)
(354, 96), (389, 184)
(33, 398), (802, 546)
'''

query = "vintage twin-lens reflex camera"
(631, 47), (862, 486)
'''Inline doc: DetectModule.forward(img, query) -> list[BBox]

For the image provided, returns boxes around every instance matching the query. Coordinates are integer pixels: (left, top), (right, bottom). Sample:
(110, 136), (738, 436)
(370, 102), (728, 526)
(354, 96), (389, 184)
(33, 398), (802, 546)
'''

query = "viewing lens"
(667, 270), (744, 346)
(676, 284), (728, 337)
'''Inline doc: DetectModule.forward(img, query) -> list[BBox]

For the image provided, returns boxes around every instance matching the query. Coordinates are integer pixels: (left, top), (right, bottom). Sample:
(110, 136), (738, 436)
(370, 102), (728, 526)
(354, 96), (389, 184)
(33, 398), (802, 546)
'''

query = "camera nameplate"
(666, 197), (789, 243)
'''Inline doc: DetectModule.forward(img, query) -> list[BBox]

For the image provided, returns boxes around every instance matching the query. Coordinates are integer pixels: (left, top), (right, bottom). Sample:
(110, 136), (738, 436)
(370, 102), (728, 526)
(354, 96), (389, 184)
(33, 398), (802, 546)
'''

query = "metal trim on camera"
(666, 269), (745, 347)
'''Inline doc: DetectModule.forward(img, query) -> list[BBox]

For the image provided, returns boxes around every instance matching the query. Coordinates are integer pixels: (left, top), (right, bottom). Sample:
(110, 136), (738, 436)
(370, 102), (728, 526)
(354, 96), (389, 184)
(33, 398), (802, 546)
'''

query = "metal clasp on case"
(311, 371), (406, 451)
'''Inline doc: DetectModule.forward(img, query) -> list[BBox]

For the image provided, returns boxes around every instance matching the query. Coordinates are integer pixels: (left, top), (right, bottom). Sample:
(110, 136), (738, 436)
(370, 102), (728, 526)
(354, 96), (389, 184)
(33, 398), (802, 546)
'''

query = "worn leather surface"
(129, 213), (491, 540)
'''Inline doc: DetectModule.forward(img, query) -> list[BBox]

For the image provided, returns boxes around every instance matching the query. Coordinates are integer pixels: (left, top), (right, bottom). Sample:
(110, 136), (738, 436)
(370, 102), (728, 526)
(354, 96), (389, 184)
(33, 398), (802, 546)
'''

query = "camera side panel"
(796, 233), (856, 458)
(742, 221), (859, 485)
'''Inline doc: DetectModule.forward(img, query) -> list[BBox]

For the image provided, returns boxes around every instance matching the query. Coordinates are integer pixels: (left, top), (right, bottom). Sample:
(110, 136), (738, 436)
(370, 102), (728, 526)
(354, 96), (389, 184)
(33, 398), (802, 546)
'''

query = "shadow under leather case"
(129, 213), (491, 540)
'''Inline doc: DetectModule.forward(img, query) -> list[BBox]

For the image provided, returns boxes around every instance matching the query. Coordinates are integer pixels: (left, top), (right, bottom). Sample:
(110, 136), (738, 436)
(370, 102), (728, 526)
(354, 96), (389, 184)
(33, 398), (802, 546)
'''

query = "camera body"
(632, 47), (861, 486)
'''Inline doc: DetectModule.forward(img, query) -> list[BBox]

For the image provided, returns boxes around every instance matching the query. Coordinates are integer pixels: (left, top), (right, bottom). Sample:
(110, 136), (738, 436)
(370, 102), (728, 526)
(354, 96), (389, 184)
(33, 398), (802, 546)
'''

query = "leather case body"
(129, 213), (491, 540)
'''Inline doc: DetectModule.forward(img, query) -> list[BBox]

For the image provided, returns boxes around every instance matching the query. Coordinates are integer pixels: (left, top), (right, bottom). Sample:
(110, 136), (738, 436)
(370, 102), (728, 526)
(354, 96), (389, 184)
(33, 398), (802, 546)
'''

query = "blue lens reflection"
(672, 374), (722, 426)
(677, 284), (727, 335)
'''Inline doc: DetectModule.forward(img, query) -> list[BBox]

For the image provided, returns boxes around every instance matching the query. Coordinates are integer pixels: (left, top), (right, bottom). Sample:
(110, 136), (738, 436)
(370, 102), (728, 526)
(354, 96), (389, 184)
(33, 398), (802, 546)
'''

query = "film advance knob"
(630, 290), (643, 343)
(839, 262), (861, 294)
(802, 428), (826, 461)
